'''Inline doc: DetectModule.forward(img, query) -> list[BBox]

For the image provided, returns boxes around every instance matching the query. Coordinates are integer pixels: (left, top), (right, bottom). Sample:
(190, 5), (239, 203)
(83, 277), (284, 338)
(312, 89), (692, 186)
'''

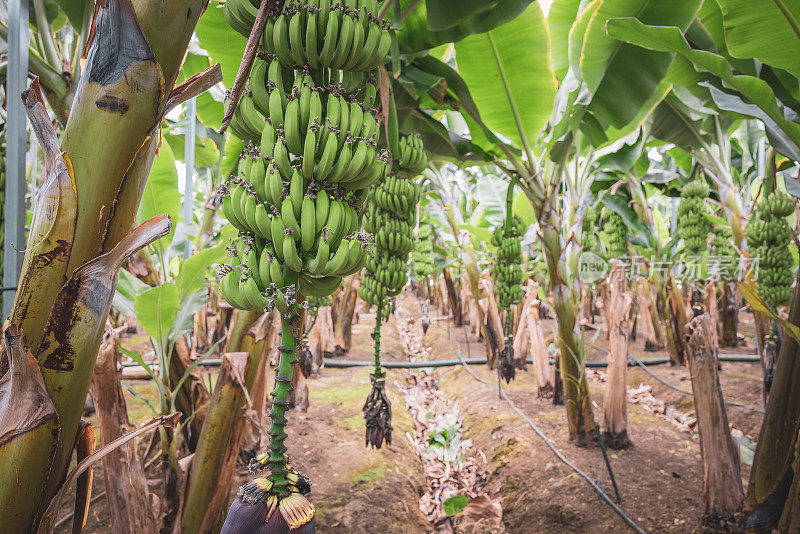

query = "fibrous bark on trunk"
(442, 268), (463, 326)
(703, 281), (721, 352)
(333, 275), (359, 355)
(93, 325), (157, 534)
(685, 314), (743, 524)
(637, 279), (662, 352)
(601, 262), (633, 449)
(719, 283), (739, 347)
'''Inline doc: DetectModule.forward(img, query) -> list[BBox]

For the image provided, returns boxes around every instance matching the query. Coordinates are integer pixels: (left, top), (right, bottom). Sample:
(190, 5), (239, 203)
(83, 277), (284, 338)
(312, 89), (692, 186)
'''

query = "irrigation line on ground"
(628, 357), (765, 414)
(119, 353), (760, 369)
(446, 329), (649, 534)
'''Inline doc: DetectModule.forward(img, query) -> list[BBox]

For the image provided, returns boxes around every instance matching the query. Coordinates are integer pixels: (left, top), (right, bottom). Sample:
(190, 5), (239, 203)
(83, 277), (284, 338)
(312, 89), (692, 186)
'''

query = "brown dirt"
(62, 298), (765, 533)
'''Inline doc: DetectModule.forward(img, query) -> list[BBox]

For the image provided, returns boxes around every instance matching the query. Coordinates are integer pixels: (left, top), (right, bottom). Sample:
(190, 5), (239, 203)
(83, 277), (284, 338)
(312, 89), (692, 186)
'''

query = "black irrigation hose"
(449, 338), (649, 534)
(628, 356), (765, 414)
(119, 353), (760, 370)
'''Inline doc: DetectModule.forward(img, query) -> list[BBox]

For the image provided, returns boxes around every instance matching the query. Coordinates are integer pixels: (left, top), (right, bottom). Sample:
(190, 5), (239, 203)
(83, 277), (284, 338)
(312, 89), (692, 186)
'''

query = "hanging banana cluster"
(219, 2), (392, 531)
(678, 181), (710, 255)
(359, 167), (422, 310)
(395, 133), (428, 174)
(357, 134), (426, 450)
(225, 0), (391, 70)
(412, 211), (434, 282)
(711, 225), (738, 282)
(581, 204), (599, 252)
(746, 191), (796, 309)
(306, 294), (332, 316)
(491, 215), (526, 311)
(219, 1), (392, 312)
(601, 210), (627, 258)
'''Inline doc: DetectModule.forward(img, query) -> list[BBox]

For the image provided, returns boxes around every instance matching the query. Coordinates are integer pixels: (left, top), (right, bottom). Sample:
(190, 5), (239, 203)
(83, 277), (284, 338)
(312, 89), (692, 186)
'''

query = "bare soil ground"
(62, 296), (765, 533)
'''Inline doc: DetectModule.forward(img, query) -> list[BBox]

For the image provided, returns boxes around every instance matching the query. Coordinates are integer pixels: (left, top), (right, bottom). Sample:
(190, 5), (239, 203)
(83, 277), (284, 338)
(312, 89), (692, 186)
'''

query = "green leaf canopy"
(574, 0), (701, 128)
(397, 0), (535, 53)
(716, 0), (800, 78)
(454, 3), (557, 150)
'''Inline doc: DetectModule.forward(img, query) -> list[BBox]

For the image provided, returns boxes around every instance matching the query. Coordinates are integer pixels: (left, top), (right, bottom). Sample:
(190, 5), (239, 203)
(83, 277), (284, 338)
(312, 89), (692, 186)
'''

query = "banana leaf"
(454, 2), (556, 151)
(396, 0), (535, 54)
(716, 0), (800, 78)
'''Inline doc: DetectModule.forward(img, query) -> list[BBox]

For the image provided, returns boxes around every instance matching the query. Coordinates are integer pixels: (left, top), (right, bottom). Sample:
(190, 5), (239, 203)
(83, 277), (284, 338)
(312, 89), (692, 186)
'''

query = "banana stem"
(373, 303), (384, 378)
(267, 272), (300, 496)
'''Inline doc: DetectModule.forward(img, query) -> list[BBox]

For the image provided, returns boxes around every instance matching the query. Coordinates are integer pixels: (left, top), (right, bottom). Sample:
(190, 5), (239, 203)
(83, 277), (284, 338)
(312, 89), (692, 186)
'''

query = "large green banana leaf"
(195, 3), (247, 87)
(606, 18), (800, 157)
(547, 0), (582, 80)
(574, 0), (701, 128)
(425, 0), (504, 31)
(454, 3), (556, 151)
(716, 0), (800, 78)
(397, 0), (534, 54)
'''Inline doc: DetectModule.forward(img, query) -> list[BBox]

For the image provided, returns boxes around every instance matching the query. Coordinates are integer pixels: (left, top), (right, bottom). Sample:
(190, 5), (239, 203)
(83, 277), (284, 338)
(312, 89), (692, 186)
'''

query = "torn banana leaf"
(0, 326), (61, 532)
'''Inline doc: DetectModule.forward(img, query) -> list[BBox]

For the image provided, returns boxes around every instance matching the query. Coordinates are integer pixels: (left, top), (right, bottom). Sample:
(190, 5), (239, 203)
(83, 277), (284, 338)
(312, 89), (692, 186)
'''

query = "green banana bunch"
(601, 210), (627, 258)
(359, 145), (426, 309)
(711, 225), (739, 282)
(395, 134), (428, 174)
(581, 204), (599, 252)
(221, 1), (395, 519)
(678, 180), (711, 255)
(746, 191), (796, 309)
(492, 215), (525, 312)
(219, 0), (393, 313)
(227, 0), (393, 72)
(412, 211), (434, 280)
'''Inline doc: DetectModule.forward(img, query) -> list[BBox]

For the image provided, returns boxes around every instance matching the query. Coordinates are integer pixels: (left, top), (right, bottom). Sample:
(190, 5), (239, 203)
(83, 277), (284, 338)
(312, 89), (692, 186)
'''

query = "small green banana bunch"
(359, 170), (422, 308)
(396, 133), (428, 174)
(581, 204), (599, 252)
(306, 294), (332, 316)
(412, 212), (434, 280)
(226, 0), (391, 73)
(491, 215), (525, 311)
(678, 180), (710, 255)
(601, 210), (627, 258)
(746, 191), (796, 309)
(711, 225), (738, 282)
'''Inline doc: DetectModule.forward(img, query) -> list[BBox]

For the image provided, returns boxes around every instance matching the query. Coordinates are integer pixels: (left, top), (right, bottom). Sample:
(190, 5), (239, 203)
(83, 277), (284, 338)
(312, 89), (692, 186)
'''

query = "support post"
(4, 0), (29, 317)
(182, 97), (196, 259)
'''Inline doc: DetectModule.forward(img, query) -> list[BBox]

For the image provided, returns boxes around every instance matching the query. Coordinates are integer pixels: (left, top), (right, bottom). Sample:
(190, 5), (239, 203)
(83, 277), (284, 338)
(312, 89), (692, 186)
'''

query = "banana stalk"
(266, 271), (301, 495)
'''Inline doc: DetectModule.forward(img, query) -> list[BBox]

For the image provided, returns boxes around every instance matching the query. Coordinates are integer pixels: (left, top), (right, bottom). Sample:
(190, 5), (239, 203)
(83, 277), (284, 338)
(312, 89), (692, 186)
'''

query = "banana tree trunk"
(442, 268), (463, 326)
(601, 262), (633, 449)
(637, 279), (662, 351)
(93, 326), (157, 534)
(719, 282), (739, 347)
(538, 199), (595, 445)
(685, 314), (743, 523)
(180, 309), (265, 533)
(333, 274), (359, 355)
(745, 284), (800, 531)
(0, 0), (204, 529)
